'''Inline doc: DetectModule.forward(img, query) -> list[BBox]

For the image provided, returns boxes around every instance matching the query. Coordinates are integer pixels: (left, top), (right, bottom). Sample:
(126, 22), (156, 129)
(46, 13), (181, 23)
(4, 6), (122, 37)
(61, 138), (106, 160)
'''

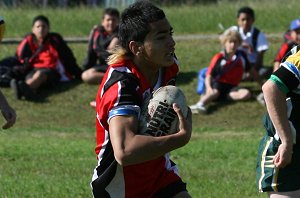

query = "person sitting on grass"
(8, 15), (82, 101)
(190, 28), (258, 114)
(81, 8), (120, 85)
(81, 8), (120, 107)
(273, 18), (300, 72)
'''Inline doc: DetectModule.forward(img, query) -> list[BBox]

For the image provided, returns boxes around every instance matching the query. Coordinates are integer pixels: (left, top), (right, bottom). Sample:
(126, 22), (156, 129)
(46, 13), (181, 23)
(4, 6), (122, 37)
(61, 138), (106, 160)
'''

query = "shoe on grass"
(10, 79), (22, 100)
(18, 81), (40, 101)
(256, 92), (266, 106)
(189, 103), (207, 114)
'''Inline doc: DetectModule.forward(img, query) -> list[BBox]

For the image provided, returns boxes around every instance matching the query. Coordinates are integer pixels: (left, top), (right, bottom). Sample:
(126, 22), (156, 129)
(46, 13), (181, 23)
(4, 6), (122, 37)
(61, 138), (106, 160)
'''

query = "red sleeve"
(206, 53), (222, 75)
(16, 35), (33, 64)
(274, 42), (290, 62)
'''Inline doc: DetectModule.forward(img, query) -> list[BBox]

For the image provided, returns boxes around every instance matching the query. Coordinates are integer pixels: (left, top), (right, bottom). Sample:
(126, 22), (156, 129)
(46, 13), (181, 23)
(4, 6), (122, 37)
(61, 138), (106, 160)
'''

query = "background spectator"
(7, 15), (82, 101)
(81, 7), (120, 85)
(190, 29), (253, 114)
(230, 6), (271, 80)
(273, 18), (300, 72)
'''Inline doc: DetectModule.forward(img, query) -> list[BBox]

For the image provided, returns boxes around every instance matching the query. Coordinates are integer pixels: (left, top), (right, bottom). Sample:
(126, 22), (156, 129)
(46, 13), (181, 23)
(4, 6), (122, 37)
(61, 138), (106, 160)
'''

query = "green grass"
(0, 1), (296, 197)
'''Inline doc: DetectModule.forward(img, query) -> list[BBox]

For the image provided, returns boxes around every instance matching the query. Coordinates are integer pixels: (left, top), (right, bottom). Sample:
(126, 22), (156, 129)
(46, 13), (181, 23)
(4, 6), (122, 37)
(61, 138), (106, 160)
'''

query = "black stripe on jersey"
(103, 69), (141, 106)
(92, 142), (117, 197)
(273, 66), (299, 92)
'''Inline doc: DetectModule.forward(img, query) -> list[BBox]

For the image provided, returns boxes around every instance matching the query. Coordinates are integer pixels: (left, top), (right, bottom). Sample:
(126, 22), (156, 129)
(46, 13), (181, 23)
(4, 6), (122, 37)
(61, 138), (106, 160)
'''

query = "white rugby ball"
(139, 85), (188, 137)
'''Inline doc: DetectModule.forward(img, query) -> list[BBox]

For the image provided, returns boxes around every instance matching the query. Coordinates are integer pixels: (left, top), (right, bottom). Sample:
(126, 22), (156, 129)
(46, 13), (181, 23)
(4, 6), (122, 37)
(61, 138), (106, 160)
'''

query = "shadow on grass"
(205, 97), (259, 114)
(36, 79), (82, 103)
(176, 71), (197, 85)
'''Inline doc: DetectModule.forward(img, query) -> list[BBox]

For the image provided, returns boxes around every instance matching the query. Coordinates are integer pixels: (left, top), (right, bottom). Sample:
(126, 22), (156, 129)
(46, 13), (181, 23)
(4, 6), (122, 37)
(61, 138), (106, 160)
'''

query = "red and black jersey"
(82, 25), (118, 70)
(274, 41), (297, 63)
(92, 58), (183, 197)
(207, 50), (250, 86)
(16, 33), (82, 80)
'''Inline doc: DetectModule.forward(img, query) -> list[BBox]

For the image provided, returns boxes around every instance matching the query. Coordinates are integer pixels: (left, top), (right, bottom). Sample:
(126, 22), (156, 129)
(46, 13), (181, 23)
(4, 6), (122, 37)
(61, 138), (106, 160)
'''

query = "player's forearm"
(115, 132), (186, 166)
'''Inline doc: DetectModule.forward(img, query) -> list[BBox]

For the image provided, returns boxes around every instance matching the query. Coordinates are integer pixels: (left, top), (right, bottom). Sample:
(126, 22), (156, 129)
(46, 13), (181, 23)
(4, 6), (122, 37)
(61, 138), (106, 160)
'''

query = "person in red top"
(9, 15), (82, 101)
(91, 1), (192, 197)
(190, 28), (259, 114)
(273, 18), (300, 72)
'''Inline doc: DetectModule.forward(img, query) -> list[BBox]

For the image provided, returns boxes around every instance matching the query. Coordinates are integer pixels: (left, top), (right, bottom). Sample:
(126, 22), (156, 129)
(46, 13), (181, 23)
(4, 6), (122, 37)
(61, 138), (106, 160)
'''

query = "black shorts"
(212, 81), (236, 100)
(26, 68), (60, 86)
(154, 179), (188, 198)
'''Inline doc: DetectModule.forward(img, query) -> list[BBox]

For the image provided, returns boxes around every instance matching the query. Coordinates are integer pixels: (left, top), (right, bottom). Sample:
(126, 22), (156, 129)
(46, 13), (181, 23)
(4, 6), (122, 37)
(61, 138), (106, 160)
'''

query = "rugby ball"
(139, 85), (188, 137)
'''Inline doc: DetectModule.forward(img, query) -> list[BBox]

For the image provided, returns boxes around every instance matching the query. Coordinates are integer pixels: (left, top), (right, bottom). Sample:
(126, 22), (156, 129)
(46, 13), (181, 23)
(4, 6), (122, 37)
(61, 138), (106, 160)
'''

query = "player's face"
(32, 20), (49, 40)
(102, 14), (119, 34)
(139, 18), (175, 68)
(224, 39), (239, 54)
(237, 13), (254, 33)
(291, 29), (300, 44)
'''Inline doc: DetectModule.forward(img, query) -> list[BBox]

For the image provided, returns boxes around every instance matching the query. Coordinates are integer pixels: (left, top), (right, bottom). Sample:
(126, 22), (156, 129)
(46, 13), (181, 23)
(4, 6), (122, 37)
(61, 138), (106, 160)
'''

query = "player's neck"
(133, 58), (159, 87)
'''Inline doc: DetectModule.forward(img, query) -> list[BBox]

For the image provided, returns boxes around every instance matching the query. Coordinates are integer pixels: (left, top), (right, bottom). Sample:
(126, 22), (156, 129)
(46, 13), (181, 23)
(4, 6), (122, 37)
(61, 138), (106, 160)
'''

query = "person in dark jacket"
(81, 8), (120, 85)
(9, 15), (82, 101)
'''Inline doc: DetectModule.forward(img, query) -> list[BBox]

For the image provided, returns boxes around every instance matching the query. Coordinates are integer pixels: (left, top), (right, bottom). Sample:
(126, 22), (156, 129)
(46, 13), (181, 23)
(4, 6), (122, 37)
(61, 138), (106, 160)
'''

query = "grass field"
(0, 1), (299, 197)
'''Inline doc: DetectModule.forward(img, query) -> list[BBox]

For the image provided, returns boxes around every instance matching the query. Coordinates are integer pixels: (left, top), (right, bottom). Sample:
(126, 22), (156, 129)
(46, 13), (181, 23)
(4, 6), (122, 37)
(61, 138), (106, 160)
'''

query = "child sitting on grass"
(190, 28), (258, 114)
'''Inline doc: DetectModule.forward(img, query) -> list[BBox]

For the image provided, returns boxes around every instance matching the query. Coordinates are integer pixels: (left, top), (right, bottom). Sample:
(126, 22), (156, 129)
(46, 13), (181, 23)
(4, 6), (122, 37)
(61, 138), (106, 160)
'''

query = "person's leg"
(25, 70), (47, 90)
(81, 68), (105, 84)
(228, 88), (251, 101)
(269, 190), (300, 198)
(190, 89), (220, 114)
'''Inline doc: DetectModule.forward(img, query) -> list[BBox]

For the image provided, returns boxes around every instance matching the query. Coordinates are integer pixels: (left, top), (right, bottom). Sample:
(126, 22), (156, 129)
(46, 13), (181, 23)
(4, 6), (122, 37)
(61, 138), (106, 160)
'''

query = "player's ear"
(129, 41), (143, 56)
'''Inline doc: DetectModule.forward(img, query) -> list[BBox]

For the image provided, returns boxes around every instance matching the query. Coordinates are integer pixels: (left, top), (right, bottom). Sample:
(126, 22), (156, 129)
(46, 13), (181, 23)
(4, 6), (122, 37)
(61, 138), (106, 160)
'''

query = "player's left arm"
(262, 80), (293, 168)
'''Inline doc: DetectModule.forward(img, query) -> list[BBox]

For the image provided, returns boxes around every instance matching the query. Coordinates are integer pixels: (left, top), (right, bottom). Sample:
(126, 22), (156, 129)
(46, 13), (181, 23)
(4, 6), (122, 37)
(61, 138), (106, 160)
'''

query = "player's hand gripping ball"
(139, 85), (188, 137)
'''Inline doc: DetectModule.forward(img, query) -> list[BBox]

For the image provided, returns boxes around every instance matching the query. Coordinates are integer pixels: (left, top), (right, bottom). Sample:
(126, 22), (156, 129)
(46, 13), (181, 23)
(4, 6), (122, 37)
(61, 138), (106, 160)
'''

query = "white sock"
(197, 101), (204, 107)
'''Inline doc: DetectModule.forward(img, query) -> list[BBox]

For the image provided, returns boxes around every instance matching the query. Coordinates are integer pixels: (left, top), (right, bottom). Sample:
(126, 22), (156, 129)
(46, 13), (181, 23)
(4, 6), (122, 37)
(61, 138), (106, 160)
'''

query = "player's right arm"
(109, 104), (192, 166)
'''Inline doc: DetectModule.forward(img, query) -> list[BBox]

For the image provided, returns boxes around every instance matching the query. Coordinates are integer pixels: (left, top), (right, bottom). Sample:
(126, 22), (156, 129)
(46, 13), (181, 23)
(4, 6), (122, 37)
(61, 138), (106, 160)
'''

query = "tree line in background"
(0, 0), (220, 8)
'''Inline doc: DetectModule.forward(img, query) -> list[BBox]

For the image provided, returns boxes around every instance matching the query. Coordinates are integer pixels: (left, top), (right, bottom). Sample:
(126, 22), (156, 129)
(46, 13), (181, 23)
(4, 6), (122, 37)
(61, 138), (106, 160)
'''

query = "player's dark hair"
(119, 1), (165, 54)
(32, 15), (50, 27)
(237, 6), (255, 20)
(103, 8), (120, 19)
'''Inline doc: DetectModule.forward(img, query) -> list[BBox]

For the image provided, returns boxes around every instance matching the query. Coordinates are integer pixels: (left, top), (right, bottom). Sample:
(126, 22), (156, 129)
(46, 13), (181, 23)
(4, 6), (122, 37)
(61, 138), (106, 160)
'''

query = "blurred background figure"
(0, 16), (17, 129)
(1, 15), (82, 101)
(273, 18), (300, 72)
(81, 8), (119, 107)
(81, 7), (120, 85)
(190, 29), (254, 114)
(230, 6), (271, 80)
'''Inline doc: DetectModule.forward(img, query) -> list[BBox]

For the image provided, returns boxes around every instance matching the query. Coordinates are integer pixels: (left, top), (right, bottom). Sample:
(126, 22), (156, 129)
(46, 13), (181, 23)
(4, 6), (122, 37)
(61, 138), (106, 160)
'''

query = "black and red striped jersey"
(207, 50), (250, 86)
(92, 58), (183, 197)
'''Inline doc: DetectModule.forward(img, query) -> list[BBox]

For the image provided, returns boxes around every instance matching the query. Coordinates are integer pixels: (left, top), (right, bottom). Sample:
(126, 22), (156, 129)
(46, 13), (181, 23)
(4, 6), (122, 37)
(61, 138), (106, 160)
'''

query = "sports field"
(0, 1), (299, 197)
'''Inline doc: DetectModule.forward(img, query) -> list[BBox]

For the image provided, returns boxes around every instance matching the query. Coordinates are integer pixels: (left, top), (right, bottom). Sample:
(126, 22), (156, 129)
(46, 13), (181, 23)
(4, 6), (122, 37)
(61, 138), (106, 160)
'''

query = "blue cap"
(290, 18), (300, 31)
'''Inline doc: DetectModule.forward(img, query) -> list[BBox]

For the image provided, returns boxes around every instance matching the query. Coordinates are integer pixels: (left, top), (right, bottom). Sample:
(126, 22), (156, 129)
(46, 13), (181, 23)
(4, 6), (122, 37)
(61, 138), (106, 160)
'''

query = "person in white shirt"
(230, 6), (271, 80)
